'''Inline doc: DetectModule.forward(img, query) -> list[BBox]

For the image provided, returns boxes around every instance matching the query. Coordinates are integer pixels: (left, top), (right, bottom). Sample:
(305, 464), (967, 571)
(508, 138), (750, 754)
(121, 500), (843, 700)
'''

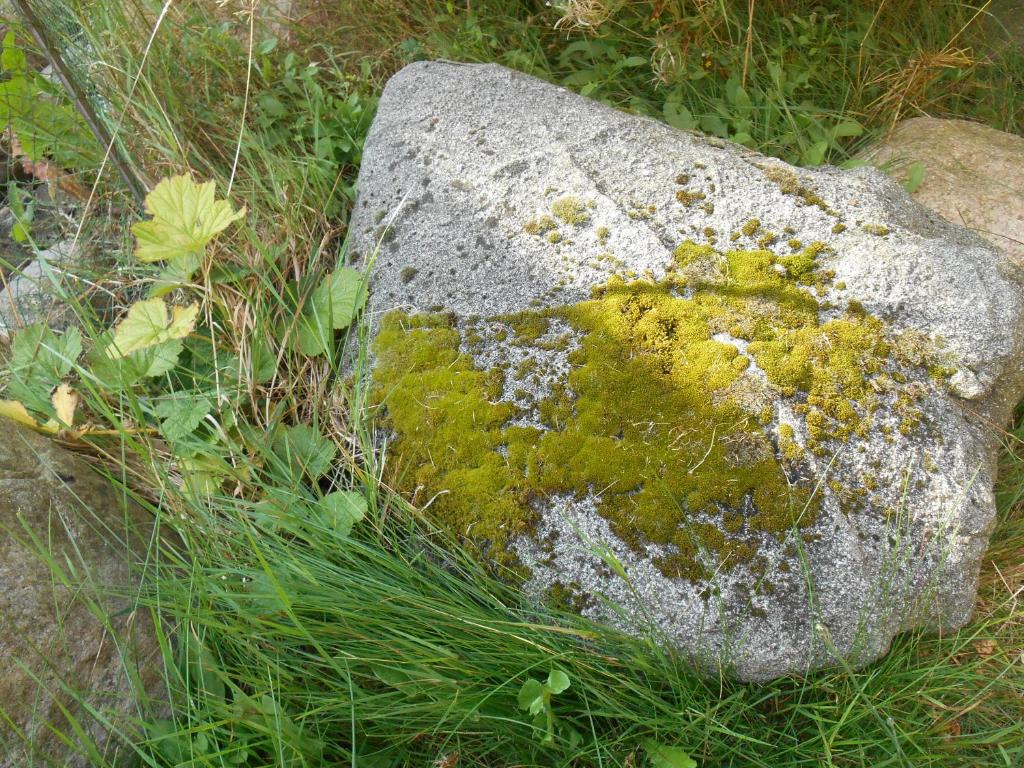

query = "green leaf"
(547, 669), (570, 695)
(801, 139), (829, 167)
(146, 719), (190, 765)
(250, 336), (278, 384)
(731, 130), (755, 148)
(618, 55), (649, 68)
(272, 424), (337, 481)
(155, 393), (213, 441)
(131, 174), (245, 267)
(11, 324), (81, 383)
(517, 679), (545, 714)
(144, 339), (186, 377)
(290, 268), (367, 356)
(317, 267), (366, 330)
(1, 31), (26, 73)
(699, 113), (728, 138)
(7, 182), (32, 243)
(643, 740), (697, 768)
(106, 298), (198, 359)
(663, 101), (696, 131)
(7, 325), (82, 413)
(319, 490), (367, 536)
(179, 453), (232, 496)
(832, 120), (864, 138)
(903, 161), (925, 194)
(182, 638), (226, 705)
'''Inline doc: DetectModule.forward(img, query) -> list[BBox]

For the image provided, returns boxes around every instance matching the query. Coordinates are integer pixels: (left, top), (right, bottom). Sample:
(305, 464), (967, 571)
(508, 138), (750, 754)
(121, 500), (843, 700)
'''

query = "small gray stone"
(351, 62), (1024, 681)
(0, 422), (162, 766)
(0, 238), (78, 333)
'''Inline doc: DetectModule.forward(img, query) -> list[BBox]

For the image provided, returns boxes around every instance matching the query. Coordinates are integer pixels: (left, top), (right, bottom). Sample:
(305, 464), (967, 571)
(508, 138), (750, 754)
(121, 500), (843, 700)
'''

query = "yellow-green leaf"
(132, 175), (245, 264)
(0, 399), (39, 428)
(107, 299), (199, 360)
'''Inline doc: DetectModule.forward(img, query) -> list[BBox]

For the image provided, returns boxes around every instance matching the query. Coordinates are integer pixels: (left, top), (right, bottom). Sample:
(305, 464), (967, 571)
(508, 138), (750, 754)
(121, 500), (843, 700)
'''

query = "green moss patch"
(371, 239), (948, 585)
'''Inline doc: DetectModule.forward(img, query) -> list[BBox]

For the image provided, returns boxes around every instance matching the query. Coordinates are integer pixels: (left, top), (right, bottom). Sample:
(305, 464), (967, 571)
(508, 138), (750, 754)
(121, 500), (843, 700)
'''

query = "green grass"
(1, 0), (1023, 766)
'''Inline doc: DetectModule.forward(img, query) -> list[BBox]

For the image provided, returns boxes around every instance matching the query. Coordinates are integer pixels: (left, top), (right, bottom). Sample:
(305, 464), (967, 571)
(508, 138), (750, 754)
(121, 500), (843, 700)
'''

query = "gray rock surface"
(0, 238), (79, 333)
(857, 117), (1024, 264)
(0, 422), (161, 766)
(350, 61), (1024, 681)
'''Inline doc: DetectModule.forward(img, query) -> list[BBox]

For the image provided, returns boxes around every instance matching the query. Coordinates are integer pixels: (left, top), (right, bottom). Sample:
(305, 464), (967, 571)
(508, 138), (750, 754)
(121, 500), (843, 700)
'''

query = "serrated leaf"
(643, 740), (697, 768)
(51, 383), (78, 427)
(1, 31), (26, 73)
(155, 393), (213, 441)
(272, 424), (337, 481)
(11, 324), (81, 383)
(547, 669), (570, 695)
(179, 453), (232, 496)
(7, 325), (82, 414)
(319, 490), (367, 536)
(143, 338), (186, 377)
(132, 174), (245, 265)
(107, 299), (198, 360)
(250, 336), (277, 384)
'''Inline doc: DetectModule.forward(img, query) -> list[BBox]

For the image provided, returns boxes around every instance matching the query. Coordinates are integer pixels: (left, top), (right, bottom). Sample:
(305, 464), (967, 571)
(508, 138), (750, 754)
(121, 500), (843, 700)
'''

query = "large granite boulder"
(350, 62), (1024, 681)
(857, 117), (1024, 264)
(0, 421), (161, 766)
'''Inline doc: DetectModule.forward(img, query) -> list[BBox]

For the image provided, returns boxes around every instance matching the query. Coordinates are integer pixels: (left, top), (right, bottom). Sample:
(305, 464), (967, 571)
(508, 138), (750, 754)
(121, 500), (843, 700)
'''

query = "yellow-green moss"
(372, 238), (943, 584)
(831, 222), (847, 235)
(861, 223), (890, 237)
(777, 423), (804, 462)
(760, 165), (835, 214)
(627, 203), (656, 220)
(552, 195), (590, 225)
(676, 189), (707, 207)
(547, 230), (563, 244)
(524, 215), (557, 236)
(741, 218), (761, 237)
(596, 225), (610, 244)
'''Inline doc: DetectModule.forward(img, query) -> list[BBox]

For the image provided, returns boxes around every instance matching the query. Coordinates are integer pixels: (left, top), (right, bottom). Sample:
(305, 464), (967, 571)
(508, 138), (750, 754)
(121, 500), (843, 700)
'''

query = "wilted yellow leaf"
(51, 383), (78, 427)
(0, 399), (39, 428)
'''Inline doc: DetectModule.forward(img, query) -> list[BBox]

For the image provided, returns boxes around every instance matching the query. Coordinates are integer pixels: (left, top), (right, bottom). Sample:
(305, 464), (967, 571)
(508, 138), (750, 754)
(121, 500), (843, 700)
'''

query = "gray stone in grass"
(349, 61), (1024, 682)
(0, 421), (162, 767)
(0, 238), (78, 333)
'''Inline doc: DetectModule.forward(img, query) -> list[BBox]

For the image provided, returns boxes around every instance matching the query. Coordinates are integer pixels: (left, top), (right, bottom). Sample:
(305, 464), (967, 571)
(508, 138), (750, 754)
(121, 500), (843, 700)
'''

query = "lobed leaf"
(132, 174), (245, 265)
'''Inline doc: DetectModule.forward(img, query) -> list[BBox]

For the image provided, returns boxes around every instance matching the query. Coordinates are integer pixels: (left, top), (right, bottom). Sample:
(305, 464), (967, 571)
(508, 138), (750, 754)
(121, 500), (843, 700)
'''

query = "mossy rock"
(350, 62), (1024, 681)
